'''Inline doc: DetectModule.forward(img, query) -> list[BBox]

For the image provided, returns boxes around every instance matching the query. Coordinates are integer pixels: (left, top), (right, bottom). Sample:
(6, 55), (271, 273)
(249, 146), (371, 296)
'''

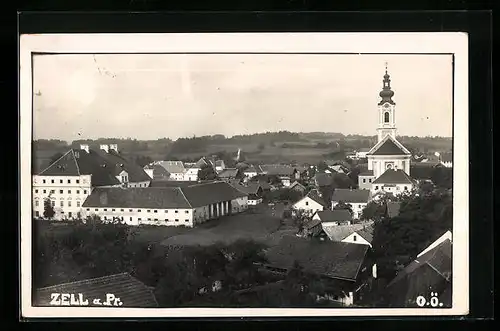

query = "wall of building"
(293, 197), (324, 216)
(371, 183), (413, 195)
(358, 175), (376, 190)
(183, 168), (199, 181)
(82, 207), (195, 227)
(368, 155), (411, 178)
(128, 181), (151, 188)
(32, 174), (92, 220)
(331, 201), (368, 219)
(248, 198), (263, 205)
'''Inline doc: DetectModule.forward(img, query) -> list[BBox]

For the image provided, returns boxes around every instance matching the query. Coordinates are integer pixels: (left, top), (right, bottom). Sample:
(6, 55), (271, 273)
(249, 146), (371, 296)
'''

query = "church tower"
(377, 63), (397, 142)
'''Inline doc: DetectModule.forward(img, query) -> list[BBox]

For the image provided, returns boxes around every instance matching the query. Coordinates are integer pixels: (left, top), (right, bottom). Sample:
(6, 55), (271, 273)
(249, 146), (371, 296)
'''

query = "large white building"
(358, 66), (415, 195)
(81, 181), (248, 227)
(33, 144), (151, 220)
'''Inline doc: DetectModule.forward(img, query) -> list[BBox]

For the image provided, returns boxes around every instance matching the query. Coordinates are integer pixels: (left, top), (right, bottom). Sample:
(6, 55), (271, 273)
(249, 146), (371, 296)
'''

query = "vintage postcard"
(20, 33), (469, 318)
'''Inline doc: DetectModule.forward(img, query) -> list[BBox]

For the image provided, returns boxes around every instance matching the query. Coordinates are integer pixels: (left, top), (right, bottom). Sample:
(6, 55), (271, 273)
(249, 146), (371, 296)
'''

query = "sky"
(33, 53), (453, 141)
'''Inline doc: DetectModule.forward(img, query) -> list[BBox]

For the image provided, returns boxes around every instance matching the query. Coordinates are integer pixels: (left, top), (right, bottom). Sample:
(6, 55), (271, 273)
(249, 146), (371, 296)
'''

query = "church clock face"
(386, 163), (393, 170)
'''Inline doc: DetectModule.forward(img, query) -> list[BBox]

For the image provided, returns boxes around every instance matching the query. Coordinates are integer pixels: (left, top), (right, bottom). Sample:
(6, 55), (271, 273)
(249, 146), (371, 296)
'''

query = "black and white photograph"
(20, 33), (469, 318)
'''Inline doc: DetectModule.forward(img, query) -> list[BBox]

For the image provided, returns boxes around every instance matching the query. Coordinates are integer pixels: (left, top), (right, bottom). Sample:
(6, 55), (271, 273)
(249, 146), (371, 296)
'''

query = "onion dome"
(378, 63), (396, 105)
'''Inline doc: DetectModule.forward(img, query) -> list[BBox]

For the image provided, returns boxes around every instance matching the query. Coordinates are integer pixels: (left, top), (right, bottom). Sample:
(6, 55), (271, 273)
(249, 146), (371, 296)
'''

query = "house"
(260, 164), (299, 186)
(314, 172), (334, 187)
(331, 188), (372, 219)
(34, 273), (158, 307)
(385, 231), (452, 307)
(386, 201), (401, 218)
(143, 163), (170, 181)
(217, 168), (239, 181)
(358, 170), (375, 190)
(355, 148), (371, 159)
(371, 169), (416, 196)
(292, 189), (326, 216)
(320, 223), (366, 241)
(313, 209), (353, 226)
(242, 165), (261, 179)
(289, 181), (307, 195)
(440, 152), (453, 168)
(183, 164), (201, 181)
(302, 218), (323, 237)
(82, 181), (248, 227)
(231, 182), (263, 205)
(147, 161), (186, 181)
(341, 224), (375, 248)
(32, 144), (151, 220)
(263, 235), (370, 306)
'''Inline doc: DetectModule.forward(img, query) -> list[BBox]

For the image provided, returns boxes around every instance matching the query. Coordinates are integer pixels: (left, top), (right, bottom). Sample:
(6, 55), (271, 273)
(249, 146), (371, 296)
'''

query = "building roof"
(37, 148), (151, 186)
(388, 238), (452, 287)
(218, 168), (239, 178)
(155, 161), (186, 174)
(243, 165), (259, 173)
(315, 209), (353, 223)
(331, 188), (371, 203)
(440, 153), (453, 163)
(386, 201), (402, 218)
(314, 172), (334, 187)
(82, 181), (247, 209)
(260, 165), (296, 176)
(304, 218), (322, 230)
(321, 223), (366, 241)
(195, 157), (210, 168)
(359, 170), (374, 176)
(34, 273), (158, 307)
(230, 182), (262, 195)
(372, 169), (415, 185)
(264, 236), (368, 281)
(367, 135), (410, 156)
(305, 189), (326, 207)
(356, 224), (375, 243)
(149, 180), (199, 188)
(289, 181), (306, 191)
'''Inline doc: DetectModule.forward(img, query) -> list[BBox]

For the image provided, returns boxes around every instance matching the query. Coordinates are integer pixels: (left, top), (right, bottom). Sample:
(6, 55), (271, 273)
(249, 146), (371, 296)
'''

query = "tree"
(257, 142), (265, 151)
(43, 198), (55, 219)
(333, 201), (353, 215)
(135, 155), (153, 167)
(317, 161), (329, 172)
(361, 200), (387, 222)
(332, 173), (355, 189)
(198, 164), (218, 181)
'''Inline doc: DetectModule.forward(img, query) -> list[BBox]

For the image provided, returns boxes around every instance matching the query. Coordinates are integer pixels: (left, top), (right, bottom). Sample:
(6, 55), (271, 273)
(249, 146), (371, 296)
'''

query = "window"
(35, 211), (40, 217)
(148, 218), (151, 221)
(104, 216), (107, 220)
(175, 210), (178, 213)
(165, 219), (169, 222)
(51, 180), (54, 184)
(369, 179), (372, 183)
(35, 189), (39, 193)
(76, 179), (80, 184)
(353, 235), (357, 242)
(60, 201), (64, 207)
(121, 209), (124, 212)
(147, 210), (151, 212)
(175, 219), (179, 222)
(104, 208), (107, 211)
(138, 218), (142, 221)
(60, 179), (63, 184)
(154, 210), (158, 213)
(68, 201), (72, 207)
(87, 208), (90, 211)
(50, 190), (55, 194)
(129, 209), (132, 212)
(35, 200), (39, 207)
(43, 179), (46, 184)
(185, 210), (189, 214)
(112, 209), (116, 212)
(67, 179), (71, 184)
(76, 190), (80, 194)
(68, 190), (71, 194)
(68, 212), (72, 217)
(51, 201), (55, 207)
(404, 186), (408, 191)
(363, 178), (366, 183)
(165, 210), (168, 213)
(305, 201), (309, 206)
(138, 209), (141, 212)
(185, 219), (189, 222)
(83, 190), (87, 194)
(95, 208), (98, 211)
(43, 190), (46, 194)
(375, 186), (379, 190)
(59, 190), (63, 194)
(384, 111), (390, 123)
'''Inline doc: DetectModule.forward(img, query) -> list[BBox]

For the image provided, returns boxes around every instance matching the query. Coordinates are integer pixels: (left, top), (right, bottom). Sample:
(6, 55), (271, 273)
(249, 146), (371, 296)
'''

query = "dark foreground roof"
(265, 236), (368, 281)
(332, 189), (371, 203)
(372, 169), (414, 185)
(34, 273), (158, 307)
(83, 181), (247, 209)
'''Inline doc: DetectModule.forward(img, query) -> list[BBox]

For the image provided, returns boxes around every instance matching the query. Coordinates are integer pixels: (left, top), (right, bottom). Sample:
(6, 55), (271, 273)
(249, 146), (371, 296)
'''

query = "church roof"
(367, 135), (411, 156)
(372, 169), (414, 185)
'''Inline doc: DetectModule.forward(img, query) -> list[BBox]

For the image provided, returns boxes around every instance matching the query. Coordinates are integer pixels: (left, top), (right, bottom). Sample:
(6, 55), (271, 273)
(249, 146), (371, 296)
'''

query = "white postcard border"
(20, 32), (469, 318)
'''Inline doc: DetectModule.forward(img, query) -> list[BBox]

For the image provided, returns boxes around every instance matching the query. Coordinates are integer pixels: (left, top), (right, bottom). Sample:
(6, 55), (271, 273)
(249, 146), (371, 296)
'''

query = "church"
(358, 65), (416, 196)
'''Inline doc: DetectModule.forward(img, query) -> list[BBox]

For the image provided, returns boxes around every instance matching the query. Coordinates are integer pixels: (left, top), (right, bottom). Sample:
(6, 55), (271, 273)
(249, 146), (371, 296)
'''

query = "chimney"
(109, 144), (118, 153)
(100, 144), (109, 153)
(80, 144), (90, 153)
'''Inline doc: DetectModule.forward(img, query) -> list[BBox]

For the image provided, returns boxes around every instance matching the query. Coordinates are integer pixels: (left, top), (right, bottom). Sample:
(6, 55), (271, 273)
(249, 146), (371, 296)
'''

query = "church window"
(384, 111), (390, 123)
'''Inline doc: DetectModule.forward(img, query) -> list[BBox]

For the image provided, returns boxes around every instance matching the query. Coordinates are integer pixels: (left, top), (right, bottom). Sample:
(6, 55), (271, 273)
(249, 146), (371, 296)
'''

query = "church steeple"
(377, 63), (397, 142)
(378, 63), (395, 105)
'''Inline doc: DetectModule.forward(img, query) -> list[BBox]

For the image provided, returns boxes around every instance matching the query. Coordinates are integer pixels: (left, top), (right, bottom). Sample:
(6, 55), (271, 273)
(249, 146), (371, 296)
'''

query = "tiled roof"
(156, 161), (186, 174)
(367, 136), (410, 156)
(260, 165), (296, 176)
(356, 224), (374, 243)
(83, 181), (247, 209)
(243, 166), (259, 173)
(305, 189), (326, 207)
(332, 189), (371, 203)
(34, 273), (158, 307)
(195, 157), (210, 168)
(314, 173), (333, 187)
(148, 164), (171, 180)
(372, 169), (414, 185)
(316, 209), (353, 223)
(359, 170), (374, 176)
(149, 180), (198, 188)
(289, 181), (306, 190)
(321, 223), (365, 241)
(218, 168), (239, 178)
(386, 201), (401, 218)
(37, 148), (150, 186)
(304, 218), (322, 230)
(388, 238), (452, 287)
(264, 236), (368, 281)
(230, 182), (261, 195)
